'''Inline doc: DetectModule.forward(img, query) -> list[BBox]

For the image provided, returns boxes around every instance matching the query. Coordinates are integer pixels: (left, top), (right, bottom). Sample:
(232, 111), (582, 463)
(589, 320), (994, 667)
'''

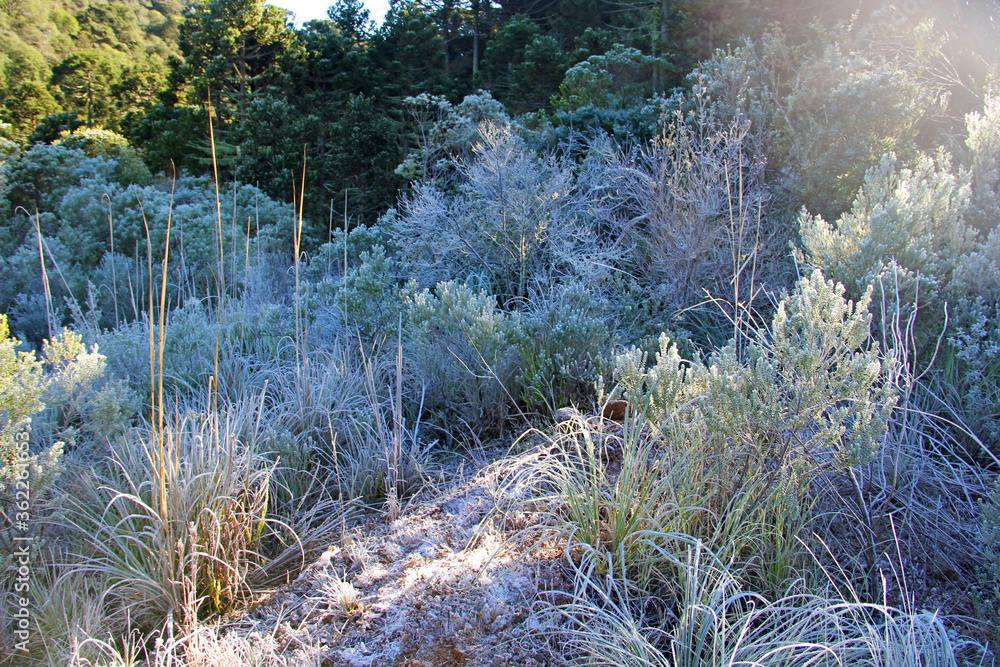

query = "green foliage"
(0, 0), (180, 139)
(365, 0), (449, 100)
(174, 0), (300, 122)
(27, 111), (84, 145)
(125, 102), (209, 175)
(694, 19), (955, 220)
(509, 34), (568, 112)
(553, 45), (666, 112)
(481, 15), (540, 101)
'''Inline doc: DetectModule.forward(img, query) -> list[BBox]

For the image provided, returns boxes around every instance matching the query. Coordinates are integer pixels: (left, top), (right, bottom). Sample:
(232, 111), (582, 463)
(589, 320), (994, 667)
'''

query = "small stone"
(555, 407), (580, 423)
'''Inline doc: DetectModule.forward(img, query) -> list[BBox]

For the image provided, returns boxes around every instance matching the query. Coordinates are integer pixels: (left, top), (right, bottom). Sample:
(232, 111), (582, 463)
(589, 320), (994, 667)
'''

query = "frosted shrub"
(0, 140), (293, 334)
(395, 121), (613, 299)
(97, 299), (217, 396)
(514, 284), (609, 414)
(975, 481), (1000, 639)
(0, 233), (85, 344)
(1, 320), (136, 522)
(615, 269), (897, 498)
(314, 245), (414, 343)
(943, 297), (1000, 449)
(53, 127), (151, 186)
(35, 329), (138, 447)
(0, 314), (62, 497)
(796, 99), (1000, 448)
(406, 281), (519, 437)
(797, 152), (977, 326)
(608, 106), (785, 325)
(965, 92), (1000, 233)
(0, 144), (118, 256)
(303, 222), (390, 283)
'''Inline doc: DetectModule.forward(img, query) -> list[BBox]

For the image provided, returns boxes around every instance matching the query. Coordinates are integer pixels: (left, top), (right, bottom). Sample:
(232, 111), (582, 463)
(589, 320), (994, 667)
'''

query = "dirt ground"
(218, 444), (576, 667)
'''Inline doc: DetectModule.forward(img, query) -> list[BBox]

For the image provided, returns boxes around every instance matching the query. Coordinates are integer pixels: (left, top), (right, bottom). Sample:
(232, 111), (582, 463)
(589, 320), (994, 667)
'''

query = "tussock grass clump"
(60, 401), (275, 635)
(558, 540), (984, 667)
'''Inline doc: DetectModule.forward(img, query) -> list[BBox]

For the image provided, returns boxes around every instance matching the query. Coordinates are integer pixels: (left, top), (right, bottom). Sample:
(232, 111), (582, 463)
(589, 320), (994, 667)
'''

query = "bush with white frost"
(394, 121), (613, 300)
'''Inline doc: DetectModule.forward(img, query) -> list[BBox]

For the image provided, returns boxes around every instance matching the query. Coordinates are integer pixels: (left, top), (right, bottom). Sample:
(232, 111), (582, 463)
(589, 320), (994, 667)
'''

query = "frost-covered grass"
(3, 79), (1000, 666)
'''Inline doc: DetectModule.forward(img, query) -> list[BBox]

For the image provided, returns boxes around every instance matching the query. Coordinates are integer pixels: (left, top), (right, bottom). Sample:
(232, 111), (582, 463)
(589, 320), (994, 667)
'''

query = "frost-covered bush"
(0, 144), (118, 257)
(615, 269), (897, 496)
(58, 177), (290, 296)
(609, 107), (786, 324)
(0, 138), (293, 334)
(963, 92), (1000, 233)
(97, 299), (218, 396)
(513, 284), (609, 414)
(312, 245), (414, 344)
(303, 222), (390, 283)
(34, 329), (138, 449)
(975, 480), (1000, 640)
(0, 314), (61, 496)
(1, 319), (136, 519)
(0, 232), (85, 344)
(405, 281), (519, 438)
(395, 121), (613, 300)
(796, 95), (1000, 451)
(944, 297), (1000, 449)
(797, 152), (977, 326)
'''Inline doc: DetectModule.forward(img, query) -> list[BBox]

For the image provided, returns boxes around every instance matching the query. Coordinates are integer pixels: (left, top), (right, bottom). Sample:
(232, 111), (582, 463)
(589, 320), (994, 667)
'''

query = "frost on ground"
(210, 445), (573, 667)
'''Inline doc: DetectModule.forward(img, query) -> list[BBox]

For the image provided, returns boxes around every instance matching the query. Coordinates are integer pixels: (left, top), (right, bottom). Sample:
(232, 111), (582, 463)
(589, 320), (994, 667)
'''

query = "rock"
(601, 400), (629, 421)
(555, 407), (580, 423)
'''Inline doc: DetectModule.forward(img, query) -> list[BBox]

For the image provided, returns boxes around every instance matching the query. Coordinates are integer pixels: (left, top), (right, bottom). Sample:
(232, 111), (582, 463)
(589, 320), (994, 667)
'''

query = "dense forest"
(3, 0), (1000, 664)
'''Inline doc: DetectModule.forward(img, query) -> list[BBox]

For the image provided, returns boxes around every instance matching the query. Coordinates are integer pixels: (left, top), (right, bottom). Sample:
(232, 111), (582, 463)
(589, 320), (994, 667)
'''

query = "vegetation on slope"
(2, 0), (1000, 665)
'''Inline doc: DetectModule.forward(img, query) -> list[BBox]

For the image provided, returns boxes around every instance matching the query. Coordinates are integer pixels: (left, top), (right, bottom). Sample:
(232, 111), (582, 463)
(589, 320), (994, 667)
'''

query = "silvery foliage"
(615, 269), (897, 493)
(795, 91), (1000, 451)
(394, 120), (616, 300)
(796, 151), (977, 316)
(0, 142), (294, 335)
(405, 280), (519, 435)
(607, 101), (784, 315)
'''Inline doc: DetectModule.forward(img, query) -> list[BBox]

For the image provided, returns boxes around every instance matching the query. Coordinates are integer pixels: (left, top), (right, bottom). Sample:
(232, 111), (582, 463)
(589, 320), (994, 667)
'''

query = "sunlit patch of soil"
(221, 446), (571, 667)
